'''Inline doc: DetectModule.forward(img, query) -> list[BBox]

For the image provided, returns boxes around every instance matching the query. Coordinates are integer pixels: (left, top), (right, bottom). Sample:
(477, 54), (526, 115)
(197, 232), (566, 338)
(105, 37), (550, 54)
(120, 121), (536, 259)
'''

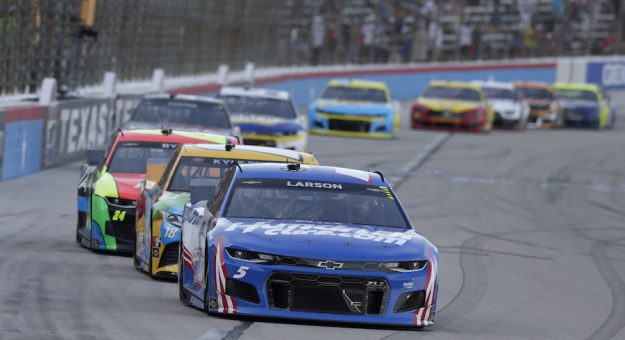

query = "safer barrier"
(0, 56), (623, 181)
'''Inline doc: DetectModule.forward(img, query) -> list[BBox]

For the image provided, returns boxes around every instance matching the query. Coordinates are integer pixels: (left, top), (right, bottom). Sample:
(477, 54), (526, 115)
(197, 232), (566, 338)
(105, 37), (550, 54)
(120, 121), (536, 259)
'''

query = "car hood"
(124, 121), (235, 136)
(312, 99), (392, 115)
(230, 113), (304, 134)
(110, 173), (146, 200)
(416, 98), (482, 112)
(489, 99), (520, 111)
(215, 218), (432, 261)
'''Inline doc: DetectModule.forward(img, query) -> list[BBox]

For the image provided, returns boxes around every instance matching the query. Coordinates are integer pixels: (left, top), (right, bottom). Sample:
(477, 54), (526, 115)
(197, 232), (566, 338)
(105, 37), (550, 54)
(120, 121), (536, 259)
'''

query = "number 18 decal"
(232, 266), (249, 279)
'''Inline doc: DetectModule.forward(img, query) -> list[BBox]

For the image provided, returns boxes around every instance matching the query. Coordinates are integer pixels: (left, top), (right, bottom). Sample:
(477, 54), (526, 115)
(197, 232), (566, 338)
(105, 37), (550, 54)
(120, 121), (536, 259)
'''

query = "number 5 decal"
(232, 266), (249, 279)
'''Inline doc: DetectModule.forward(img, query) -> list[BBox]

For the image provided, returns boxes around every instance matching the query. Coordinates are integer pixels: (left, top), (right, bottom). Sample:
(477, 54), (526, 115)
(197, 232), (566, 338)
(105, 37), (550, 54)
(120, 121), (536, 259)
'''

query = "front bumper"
(412, 114), (487, 132)
(151, 218), (181, 279)
(241, 132), (307, 151)
(90, 195), (136, 253)
(561, 109), (600, 128)
(206, 254), (438, 327)
(309, 112), (395, 139)
(527, 110), (557, 129)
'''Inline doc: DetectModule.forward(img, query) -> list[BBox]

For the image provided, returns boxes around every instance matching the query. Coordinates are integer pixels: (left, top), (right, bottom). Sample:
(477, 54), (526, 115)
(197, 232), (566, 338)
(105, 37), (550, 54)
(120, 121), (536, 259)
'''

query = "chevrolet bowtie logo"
(317, 260), (344, 270)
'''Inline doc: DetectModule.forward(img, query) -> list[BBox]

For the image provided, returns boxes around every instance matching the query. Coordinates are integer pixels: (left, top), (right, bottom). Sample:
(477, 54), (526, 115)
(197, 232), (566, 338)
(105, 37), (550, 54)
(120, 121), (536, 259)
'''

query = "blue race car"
(308, 79), (400, 139)
(179, 163), (439, 327)
(554, 82), (616, 129)
(218, 87), (308, 151)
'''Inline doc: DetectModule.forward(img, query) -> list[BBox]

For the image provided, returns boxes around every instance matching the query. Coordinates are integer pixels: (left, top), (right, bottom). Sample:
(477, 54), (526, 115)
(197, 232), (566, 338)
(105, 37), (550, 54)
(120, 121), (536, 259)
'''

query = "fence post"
(39, 78), (58, 106)
(102, 72), (117, 97)
(151, 69), (165, 92)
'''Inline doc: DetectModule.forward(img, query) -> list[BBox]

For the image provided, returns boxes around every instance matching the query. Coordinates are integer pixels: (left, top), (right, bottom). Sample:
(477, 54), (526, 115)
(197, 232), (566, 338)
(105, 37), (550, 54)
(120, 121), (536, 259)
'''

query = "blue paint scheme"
(160, 205), (184, 247)
(1, 119), (43, 180)
(560, 102), (601, 127)
(77, 196), (89, 212)
(308, 99), (395, 135)
(180, 163), (439, 326)
(586, 61), (625, 89)
(91, 221), (106, 249)
(235, 121), (304, 135)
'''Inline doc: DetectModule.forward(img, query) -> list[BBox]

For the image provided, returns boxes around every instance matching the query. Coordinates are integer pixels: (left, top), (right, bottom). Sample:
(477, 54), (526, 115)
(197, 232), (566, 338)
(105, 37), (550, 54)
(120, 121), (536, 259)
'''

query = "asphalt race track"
(1, 99), (624, 340)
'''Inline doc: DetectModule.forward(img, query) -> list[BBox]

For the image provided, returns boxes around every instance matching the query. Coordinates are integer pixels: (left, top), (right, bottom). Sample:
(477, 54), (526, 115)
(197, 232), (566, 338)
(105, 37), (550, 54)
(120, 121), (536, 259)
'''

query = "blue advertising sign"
(586, 61), (625, 89)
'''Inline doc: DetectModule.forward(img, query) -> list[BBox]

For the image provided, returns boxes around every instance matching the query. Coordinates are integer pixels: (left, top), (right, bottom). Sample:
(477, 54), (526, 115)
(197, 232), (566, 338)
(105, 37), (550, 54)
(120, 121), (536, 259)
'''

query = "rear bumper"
(89, 195), (136, 253)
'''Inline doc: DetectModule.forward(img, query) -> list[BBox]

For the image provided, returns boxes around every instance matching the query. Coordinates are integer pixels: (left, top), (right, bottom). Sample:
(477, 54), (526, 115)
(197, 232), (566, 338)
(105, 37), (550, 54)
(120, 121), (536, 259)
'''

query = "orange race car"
(514, 82), (559, 129)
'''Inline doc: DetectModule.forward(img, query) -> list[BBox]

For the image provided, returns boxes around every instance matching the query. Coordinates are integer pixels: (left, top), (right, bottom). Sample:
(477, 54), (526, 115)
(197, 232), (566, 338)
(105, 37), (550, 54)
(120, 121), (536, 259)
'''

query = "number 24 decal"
(112, 210), (126, 221)
(233, 266), (249, 279)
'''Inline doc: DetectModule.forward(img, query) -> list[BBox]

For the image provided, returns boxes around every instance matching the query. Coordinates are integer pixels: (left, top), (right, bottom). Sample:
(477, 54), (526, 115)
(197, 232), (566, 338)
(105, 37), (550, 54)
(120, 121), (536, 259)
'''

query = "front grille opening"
(267, 272), (388, 315)
(393, 290), (426, 313)
(159, 242), (179, 268)
(225, 279), (260, 304)
(293, 286), (351, 313)
(367, 290), (385, 314)
(270, 282), (290, 309)
(328, 119), (371, 132)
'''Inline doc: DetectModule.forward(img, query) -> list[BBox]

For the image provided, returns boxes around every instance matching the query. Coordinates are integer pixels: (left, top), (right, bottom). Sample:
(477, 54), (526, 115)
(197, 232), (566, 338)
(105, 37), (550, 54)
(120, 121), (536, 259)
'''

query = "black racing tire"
(76, 214), (82, 244)
(147, 225), (154, 279)
(133, 234), (142, 270)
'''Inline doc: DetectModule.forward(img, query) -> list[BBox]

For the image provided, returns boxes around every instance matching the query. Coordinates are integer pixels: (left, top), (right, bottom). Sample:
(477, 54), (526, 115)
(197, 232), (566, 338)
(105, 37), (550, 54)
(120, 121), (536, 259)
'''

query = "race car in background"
(308, 79), (400, 139)
(217, 87), (307, 151)
(179, 163), (439, 327)
(472, 80), (530, 129)
(554, 82), (616, 129)
(411, 81), (494, 132)
(124, 94), (242, 139)
(134, 144), (317, 279)
(514, 82), (558, 129)
(76, 129), (238, 253)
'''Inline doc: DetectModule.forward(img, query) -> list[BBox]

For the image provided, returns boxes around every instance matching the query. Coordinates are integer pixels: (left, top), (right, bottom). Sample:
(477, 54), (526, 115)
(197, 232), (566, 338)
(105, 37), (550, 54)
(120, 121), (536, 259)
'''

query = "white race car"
(472, 80), (530, 129)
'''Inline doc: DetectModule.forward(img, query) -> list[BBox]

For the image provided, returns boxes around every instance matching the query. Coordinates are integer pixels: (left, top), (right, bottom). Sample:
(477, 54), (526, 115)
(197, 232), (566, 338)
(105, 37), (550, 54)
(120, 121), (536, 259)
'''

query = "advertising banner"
(586, 61), (625, 89)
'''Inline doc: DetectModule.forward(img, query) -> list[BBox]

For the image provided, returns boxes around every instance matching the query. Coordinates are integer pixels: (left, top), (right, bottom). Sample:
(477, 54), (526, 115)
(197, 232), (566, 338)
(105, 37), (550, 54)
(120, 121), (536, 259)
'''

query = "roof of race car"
(143, 93), (225, 105)
(235, 163), (387, 186)
(179, 144), (318, 164)
(327, 78), (388, 91)
(219, 86), (291, 101)
(471, 80), (514, 90)
(116, 129), (234, 144)
(428, 80), (482, 91)
(553, 82), (601, 92)
(513, 81), (553, 90)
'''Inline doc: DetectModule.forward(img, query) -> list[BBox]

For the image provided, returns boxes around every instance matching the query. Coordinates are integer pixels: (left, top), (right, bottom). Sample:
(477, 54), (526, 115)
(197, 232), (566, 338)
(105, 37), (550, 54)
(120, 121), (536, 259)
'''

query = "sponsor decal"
(587, 61), (625, 89)
(44, 98), (115, 167)
(286, 181), (343, 190)
(223, 222), (418, 246)
(317, 260), (344, 270)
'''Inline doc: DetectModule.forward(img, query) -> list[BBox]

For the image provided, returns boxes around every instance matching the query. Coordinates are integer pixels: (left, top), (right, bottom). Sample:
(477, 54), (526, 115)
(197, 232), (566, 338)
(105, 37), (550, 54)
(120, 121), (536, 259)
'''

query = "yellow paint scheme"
(417, 81), (494, 131)
(310, 128), (394, 139)
(326, 79), (391, 102)
(146, 145), (318, 278)
(315, 112), (386, 122)
(128, 129), (231, 144)
(416, 98), (484, 113)
(241, 132), (306, 143)
(93, 168), (119, 198)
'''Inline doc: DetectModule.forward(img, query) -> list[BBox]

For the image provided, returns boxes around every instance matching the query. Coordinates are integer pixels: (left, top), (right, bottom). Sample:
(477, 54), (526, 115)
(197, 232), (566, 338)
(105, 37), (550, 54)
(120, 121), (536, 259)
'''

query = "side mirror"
(87, 148), (105, 166)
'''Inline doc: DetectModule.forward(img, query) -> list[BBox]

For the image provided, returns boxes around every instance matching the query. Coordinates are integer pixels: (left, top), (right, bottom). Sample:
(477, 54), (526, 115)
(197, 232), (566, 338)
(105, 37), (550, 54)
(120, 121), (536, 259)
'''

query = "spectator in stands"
(311, 15), (325, 65)
(325, 22), (338, 64)
(399, 15), (415, 62)
(361, 14), (376, 63)
(523, 24), (536, 57)
(459, 22), (473, 60)
(428, 19), (444, 61)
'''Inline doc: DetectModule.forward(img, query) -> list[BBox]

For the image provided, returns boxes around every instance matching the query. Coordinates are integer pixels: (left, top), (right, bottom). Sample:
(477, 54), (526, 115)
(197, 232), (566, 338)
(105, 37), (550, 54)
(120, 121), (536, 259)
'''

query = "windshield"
(422, 86), (482, 102)
(108, 142), (178, 173)
(131, 99), (232, 129)
(482, 87), (518, 101)
(517, 87), (553, 100)
(556, 89), (598, 102)
(225, 179), (409, 229)
(220, 95), (297, 118)
(168, 157), (268, 192)
(321, 86), (388, 103)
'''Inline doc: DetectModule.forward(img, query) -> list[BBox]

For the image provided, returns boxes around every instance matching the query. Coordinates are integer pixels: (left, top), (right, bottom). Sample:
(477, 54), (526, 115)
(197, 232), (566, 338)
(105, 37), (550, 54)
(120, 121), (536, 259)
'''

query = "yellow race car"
(134, 144), (318, 279)
(411, 81), (494, 132)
